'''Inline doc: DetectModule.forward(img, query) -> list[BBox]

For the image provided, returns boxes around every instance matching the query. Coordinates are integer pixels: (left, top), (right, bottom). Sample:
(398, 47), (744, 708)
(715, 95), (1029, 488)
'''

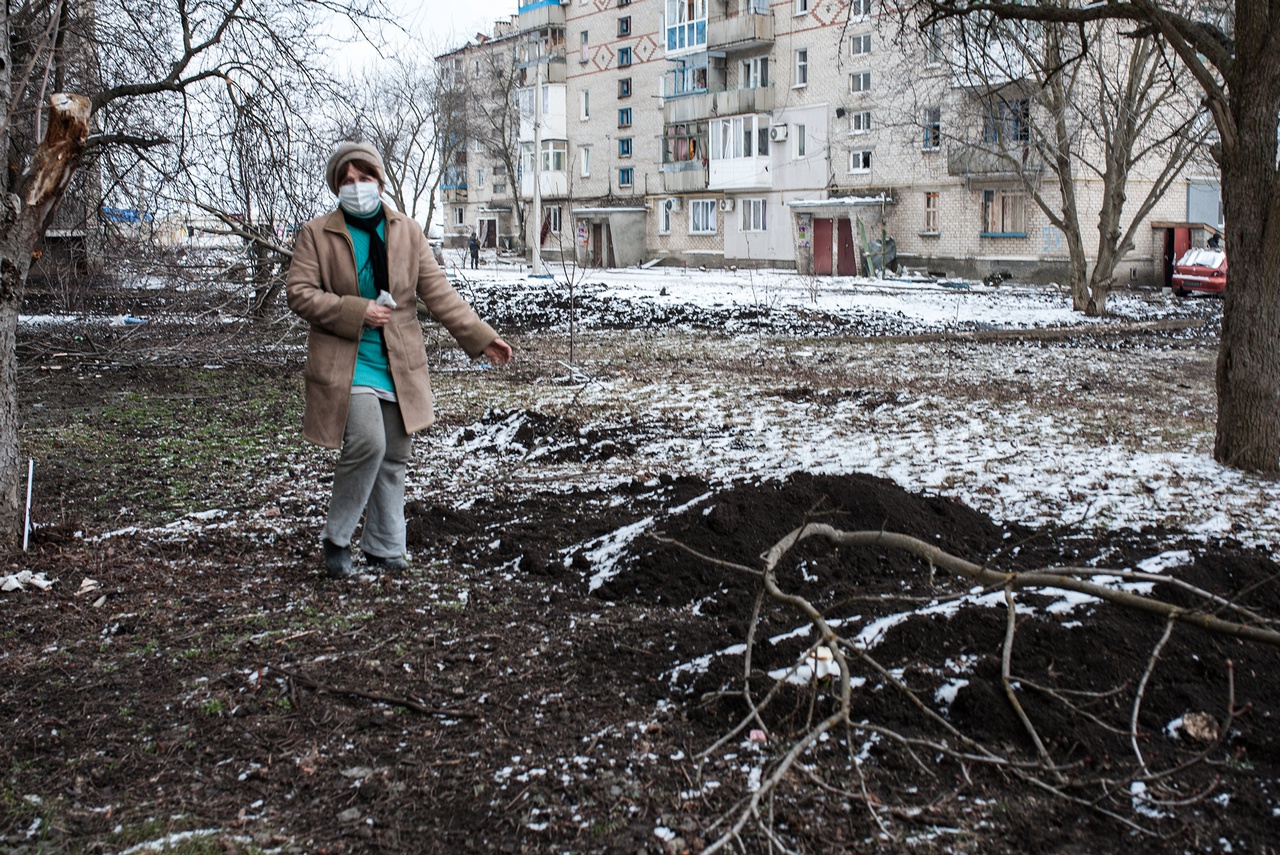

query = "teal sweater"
(346, 213), (395, 394)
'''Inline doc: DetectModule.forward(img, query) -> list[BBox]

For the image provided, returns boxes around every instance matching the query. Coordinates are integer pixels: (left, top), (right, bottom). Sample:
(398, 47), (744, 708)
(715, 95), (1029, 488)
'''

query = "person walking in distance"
(468, 233), (480, 269)
(287, 142), (512, 578)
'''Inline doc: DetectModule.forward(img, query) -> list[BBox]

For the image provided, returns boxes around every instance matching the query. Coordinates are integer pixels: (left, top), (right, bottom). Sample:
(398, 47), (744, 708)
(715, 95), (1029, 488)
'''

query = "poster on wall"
(797, 213), (812, 248)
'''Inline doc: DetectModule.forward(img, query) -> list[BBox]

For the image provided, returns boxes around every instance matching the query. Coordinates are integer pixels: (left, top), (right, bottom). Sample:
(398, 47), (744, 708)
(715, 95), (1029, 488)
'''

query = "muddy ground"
(2, 281), (1278, 854)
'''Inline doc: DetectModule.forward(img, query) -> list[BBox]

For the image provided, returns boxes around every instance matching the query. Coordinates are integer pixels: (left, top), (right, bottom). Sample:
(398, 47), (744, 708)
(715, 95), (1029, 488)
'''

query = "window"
(924, 24), (945, 65)
(741, 198), (766, 232)
(794, 0), (808, 13)
(984, 99), (1031, 144)
(795, 124), (807, 157)
(618, 137), (632, 157)
(691, 198), (716, 234)
(453, 207), (464, 226)
(619, 167), (634, 187)
(549, 206), (562, 233)
(849, 110), (872, 134)
(581, 90), (590, 120)
(982, 189), (1026, 234)
(659, 199), (672, 234)
(850, 33), (872, 57)
(619, 0), (631, 5)
(794, 49), (808, 87)
(924, 192), (939, 233)
(618, 16), (631, 36)
(851, 0), (871, 17)
(850, 71), (871, 94)
(494, 182), (507, 194)
(710, 114), (769, 160)
(618, 107), (633, 127)
(476, 168), (485, 188)
(494, 164), (507, 176)
(619, 77), (632, 97)
(849, 150), (872, 173)
(618, 46), (633, 67)
(663, 121), (706, 163)
(666, 0), (709, 52)
(580, 30), (589, 63)
(580, 146), (591, 177)
(741, 56), (769, 89)
(541, 140), (567, 172)
(923, 107), (941, 150)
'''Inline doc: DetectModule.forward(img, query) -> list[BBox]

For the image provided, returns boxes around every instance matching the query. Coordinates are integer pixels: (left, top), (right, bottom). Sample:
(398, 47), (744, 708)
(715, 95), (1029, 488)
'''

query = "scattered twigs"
(1131, 615), (1177, 774)
(790, 525), (1280, 647)
(274, 665), (478, 719)
(1001, 587), (1063, 782)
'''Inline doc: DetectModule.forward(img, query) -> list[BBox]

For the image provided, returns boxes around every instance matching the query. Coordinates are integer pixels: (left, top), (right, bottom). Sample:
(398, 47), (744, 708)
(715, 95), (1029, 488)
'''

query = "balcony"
(664, 84), (773, 124)
(519, 53), (567, 85)
(947, 142), (1042, 177)
(707, 10), (773, 53)
(516, 0), (565, 32)
(660, 161), (708, 194)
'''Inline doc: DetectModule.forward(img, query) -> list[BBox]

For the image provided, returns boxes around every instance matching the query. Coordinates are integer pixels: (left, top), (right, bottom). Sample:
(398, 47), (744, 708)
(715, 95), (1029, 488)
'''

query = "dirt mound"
(587, 471), (1018, 608)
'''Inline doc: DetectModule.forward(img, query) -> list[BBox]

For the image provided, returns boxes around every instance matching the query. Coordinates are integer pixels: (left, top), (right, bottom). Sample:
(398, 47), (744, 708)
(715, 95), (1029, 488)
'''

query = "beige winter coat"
(286, 208), (498, 449)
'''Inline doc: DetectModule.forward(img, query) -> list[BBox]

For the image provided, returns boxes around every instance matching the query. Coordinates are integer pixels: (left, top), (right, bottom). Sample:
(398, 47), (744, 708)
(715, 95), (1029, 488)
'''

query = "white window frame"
(795, 124), (807, 157)
(850, 71), (871, 94)
(924, 23), (945, 66)
(741, 198), (766, 232)
(794, 48), (808, 87)
(453, 206), (464, 226)
(741, 56), (769, 89)
(981, 189), (1027, 235)
(924, 192), (939, 233)
(659, 200), (672, 235)
(541, 140), (567, 172)
(581, 90), (590, 121)
(580, 146), (592, 177)
(794, 0), (809, 13)
(690, 198), (716, 234)
(549, 205), (562, 233)
(850, 33), (872, 57)
(849, 110), (872, 134)
(710, 114), (768, 160)
(619, 167), (634, 187)
(849, 149), (872, 173)
(476, 168), (485, 188)
(850, 0), (871, 18)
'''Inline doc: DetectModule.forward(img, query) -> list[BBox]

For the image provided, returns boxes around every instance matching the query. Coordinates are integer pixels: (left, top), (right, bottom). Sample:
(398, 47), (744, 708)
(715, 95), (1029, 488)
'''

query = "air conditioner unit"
(664, 197), (681, 212)
(769, 124), (788, 142)
(719, 198), (735, 212)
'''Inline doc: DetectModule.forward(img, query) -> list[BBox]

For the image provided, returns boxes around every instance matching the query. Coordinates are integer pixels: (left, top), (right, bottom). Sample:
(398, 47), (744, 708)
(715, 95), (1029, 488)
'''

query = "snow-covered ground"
(418, 264), (1277, 548)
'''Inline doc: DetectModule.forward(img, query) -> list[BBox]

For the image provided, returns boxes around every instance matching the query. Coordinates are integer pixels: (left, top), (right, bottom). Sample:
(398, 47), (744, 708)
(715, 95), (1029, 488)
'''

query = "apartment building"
(440, 0), (1221, 283)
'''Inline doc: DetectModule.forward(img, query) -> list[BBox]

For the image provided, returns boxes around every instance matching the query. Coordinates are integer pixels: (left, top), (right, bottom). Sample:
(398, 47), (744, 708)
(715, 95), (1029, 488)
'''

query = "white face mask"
(338, 180), (382, 217)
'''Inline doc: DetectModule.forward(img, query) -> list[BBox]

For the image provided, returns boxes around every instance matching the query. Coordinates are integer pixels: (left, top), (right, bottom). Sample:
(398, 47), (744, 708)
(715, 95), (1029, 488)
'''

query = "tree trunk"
(1214, 75), (1280, 471)
(0, 93), (91, 548)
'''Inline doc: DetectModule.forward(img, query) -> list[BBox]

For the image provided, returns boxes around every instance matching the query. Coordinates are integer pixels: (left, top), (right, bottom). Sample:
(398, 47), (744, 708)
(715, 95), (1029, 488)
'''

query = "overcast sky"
(368, 0), (519, 60)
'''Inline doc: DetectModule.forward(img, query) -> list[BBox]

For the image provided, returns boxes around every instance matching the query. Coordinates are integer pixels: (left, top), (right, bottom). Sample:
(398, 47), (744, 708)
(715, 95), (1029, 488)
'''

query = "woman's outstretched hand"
(483, 338), (513, 366)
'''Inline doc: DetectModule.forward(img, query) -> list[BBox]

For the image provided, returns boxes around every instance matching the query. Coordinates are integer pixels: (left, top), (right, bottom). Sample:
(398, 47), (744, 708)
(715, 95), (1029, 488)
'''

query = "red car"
(1172, 247), (1227, 295)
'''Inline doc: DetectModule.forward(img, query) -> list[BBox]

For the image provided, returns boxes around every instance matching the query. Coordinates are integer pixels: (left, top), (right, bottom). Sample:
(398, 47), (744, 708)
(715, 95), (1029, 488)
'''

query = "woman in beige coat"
(287, 142), (512, 578)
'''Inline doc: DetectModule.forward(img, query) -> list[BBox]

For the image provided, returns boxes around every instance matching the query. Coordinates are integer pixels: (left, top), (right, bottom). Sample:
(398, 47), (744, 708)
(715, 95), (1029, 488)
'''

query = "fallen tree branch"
(274, 665), (478, 719)
(770, 525), (1280, 647)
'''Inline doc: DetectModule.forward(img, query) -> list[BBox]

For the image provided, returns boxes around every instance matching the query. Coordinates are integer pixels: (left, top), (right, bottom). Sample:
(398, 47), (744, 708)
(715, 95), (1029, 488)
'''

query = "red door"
(813, 218), (833, 275)
(837, 218), (857, 276)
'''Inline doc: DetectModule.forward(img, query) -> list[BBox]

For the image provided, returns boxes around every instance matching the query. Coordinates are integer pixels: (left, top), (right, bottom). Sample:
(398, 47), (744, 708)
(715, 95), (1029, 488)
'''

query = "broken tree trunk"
(0, 93), (91, 549)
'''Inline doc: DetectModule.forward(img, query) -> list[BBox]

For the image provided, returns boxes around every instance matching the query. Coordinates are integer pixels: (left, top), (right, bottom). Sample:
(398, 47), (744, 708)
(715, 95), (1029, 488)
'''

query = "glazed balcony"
(707, 10), (773, 53)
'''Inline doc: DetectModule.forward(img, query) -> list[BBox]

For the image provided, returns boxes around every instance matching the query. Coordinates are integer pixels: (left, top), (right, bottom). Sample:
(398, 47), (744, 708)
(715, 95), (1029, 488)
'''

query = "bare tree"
(887, 13), (1205, 315)
(0, 0), (381, 546)
(905, 0), (1280, 471)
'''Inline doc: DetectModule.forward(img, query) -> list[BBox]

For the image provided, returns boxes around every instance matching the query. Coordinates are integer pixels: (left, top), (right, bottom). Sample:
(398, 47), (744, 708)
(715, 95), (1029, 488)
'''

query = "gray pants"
(322, 394), (412, 559)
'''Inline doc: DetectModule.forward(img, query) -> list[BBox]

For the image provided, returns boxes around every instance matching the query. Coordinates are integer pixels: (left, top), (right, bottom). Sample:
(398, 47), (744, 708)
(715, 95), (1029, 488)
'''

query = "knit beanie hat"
(325, 142), (386, 195)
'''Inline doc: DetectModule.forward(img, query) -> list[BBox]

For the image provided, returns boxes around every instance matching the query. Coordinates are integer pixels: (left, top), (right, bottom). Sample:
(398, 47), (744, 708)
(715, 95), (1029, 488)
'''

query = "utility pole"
(531, 55), (543, 276)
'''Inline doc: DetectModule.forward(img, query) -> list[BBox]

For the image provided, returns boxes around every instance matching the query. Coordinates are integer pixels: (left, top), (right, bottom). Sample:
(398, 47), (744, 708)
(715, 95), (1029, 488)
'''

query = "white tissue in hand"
(376, 290), (397, 309)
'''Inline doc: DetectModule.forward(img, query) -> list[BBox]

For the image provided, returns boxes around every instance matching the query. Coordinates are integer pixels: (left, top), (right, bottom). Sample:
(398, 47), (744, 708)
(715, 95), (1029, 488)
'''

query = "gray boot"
(323, 539), (355, 578)
(364, 552), (410, 572)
